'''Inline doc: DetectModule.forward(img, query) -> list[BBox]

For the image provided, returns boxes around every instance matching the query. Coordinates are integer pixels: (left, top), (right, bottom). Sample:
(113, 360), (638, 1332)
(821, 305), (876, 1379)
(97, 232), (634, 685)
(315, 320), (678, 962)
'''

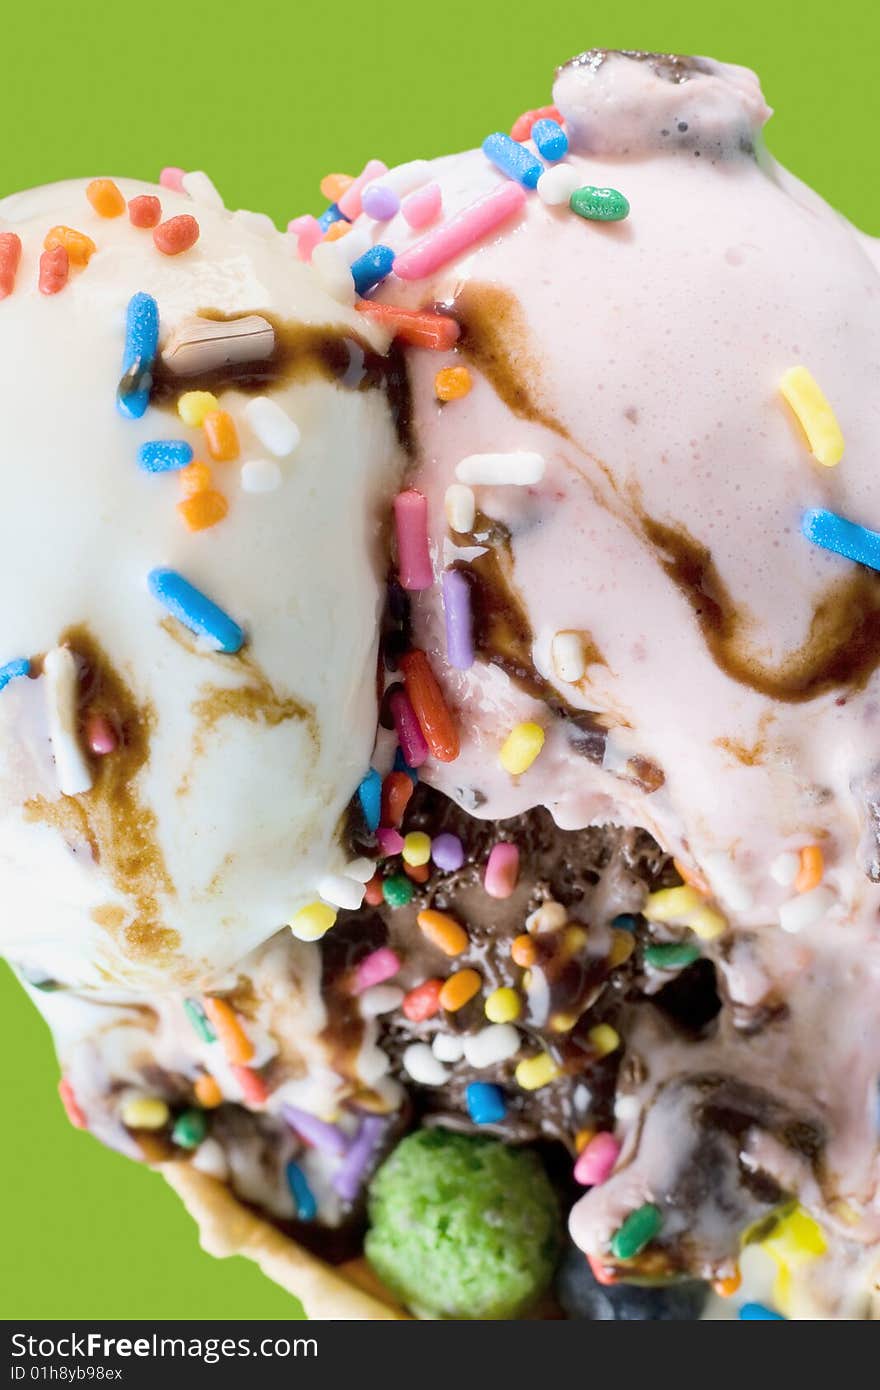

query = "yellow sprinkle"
(526, 900), (567, 934)
(549, 1011), (579, 1033)
(608, 929), (635, 967)
(515, 1052), (561, 1091)
(761, 1206), (827, 1267)
(485, 986), (521, 1023)
(562, 924), (588, 956)
(290, 901), (337, 941)
(643, 886), (704, 923)
(178, 390), (219, 427)
(121, 1096), (169, 1130)
(499, 722), (545, 776)
(779, 366), (844, 467)
(683, 905), (727, 940)
(588, 1023), (620, 1057)
(402, 831), (432, 867)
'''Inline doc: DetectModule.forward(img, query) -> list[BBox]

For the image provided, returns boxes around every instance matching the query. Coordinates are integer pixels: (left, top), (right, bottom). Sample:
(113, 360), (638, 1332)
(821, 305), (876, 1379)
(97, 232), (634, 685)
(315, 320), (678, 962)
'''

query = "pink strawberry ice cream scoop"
(342, 49), (880, 1316)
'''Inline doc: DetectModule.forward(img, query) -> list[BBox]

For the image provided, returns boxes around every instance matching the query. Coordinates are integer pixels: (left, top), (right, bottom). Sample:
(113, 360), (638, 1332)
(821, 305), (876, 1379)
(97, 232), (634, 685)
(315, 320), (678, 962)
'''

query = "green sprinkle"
(570, 185), (630, 222)
(610, 1202), (662, 1260)
(183, 997), (216, 1043)
(382, 874), (414, 908)
(172, 1108), (208, 1149)
(644, 942), (701, 969)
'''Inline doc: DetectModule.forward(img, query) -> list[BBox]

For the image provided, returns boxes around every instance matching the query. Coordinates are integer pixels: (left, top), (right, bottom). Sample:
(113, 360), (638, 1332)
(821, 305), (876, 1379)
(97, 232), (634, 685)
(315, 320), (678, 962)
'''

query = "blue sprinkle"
(357, 768), (382, 831)
(393, 747), (419, 786)
(611, 913), (639, 932)
(137, 439), (194, 473)
(148, 568), (245, 653)
(481, 132), (544, 189)
(466, 1082), (507, 1125)
(802, 508), (880, 573)
(317, 203), (349, 232)
(286, 1161), (317, 1221)
(0, 658), (30, 693)
(530, 117), (568, 161)
(118, 292), (159, 421)
(739, 1303), (786, 1320)
(351, 244), (395, 297)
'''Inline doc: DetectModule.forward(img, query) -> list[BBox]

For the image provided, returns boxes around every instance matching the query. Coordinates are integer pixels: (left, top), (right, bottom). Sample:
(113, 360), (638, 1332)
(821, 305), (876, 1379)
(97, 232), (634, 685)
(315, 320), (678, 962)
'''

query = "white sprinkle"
(244, 397), (301, 458)
(318, 874), (365, 911)
(402, 1043), (449, 1086)
(455, 451), (545, 486)
(310, 241), (356, 305)
(345, 857), (376, 883)
(43, 647), (92, 797)
(358, 1042), (392, 1085)
(779, 885), (835, 933)
(702, 851), (754, 913)
(181, 170), (225, 209)
(368, 159), (431, 199)
(444, 483), (476, 533)
(240, 459), (283, 493)
(432, 1032), (465, 1063)
(191, 1138), (229, 1180)
(359, 984), (405, 1017)
(526, 900), (568, 934)
(462, 1024), (521, 1069)
(232, 208), (277, 237)
(551, 631), (587, 683)
(614, 1094), (641, 1125)
(770, 851), (801, 887)
(536, 164), (582, 206)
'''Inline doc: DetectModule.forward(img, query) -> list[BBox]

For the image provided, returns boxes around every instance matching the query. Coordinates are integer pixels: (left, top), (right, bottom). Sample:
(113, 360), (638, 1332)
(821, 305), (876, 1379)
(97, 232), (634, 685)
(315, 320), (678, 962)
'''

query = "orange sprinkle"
(511, 933), (538, 968)
(673, 857), (711, 896)
(323, 220), (351, 242)
(404, 861), (430, 884)
(178, 460), (213, 497)
(194, 1074), (223, 1108)
(417, 908), (468, 956)
(795, 844), (824, 894)
(58, 1077), (87, 1129)
(381, 770), (414, 828)
(203, 409), (239, 462)
(574, 1128), (595, 1153)
(86, 178), (126, 218)
(399, 649), (460, 762)
(178, 489), (228, 532)
(434, 366), (472, 402)
(439, 968), (481, 1012)
(232, 1064), (270, 1106)
(44, 225), (96, 266)
(321, 173), (355, 202)
(201, 997), (254, 1065)
(712, 1268), (742, 1298)
(356, 301), (460, 351)
(364, 875), (385, 907)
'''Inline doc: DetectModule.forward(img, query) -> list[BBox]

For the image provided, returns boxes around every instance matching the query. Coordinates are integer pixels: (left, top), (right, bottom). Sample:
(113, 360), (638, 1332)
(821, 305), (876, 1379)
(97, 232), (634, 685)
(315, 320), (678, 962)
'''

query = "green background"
(1, 0), (877, 1320)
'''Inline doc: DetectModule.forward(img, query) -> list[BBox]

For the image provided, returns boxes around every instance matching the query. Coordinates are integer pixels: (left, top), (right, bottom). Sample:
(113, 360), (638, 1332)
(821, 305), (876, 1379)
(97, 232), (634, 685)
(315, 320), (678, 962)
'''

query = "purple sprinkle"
(431, 832), (465, 872)
(332, 1114), (386, 1201)
(282, 1105), (351, 1157)
(442, 568), (474, 670)
(362, 184), (400, 220)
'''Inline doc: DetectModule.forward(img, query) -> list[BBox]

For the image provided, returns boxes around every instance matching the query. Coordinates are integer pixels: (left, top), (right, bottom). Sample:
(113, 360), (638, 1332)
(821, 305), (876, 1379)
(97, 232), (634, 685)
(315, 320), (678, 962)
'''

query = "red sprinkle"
(232, 1065), (270, 1106)
(381, 770), (415, 828)
(402, 978), (444, 1022)
(39, 245), (69, 295)
(129, 195), (162, 229)
(511, 105), (563, 141)
(58, 1077), (87, 1129)
(404, 861), (430, 884)
(587, 1253), (618, 1286)
(153, 214), (200, 256)
(355, 301), (460, 350)
(364, 875), (385, 907)
(400, 649), (460, 763)
(85, 713), (118, 755)
(0, 232), (22, 300)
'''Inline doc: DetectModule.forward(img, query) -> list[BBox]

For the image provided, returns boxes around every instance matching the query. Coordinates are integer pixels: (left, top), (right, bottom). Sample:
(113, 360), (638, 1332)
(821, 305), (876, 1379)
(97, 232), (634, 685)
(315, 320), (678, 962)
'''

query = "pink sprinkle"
(388, 687), (429, 768)
(484, 842), (520, 899)
(85, 713), (118, 756)
(232, 1065), (270, 1106)
(394, 488), (433, 590)
(160, 166), (186, 192)
(402, 181), (442, 230)
(573, 1132), (621, 1187)
(355, 947), (402, 994)
(376, 827), (405, 857)
(393, 181), (526, 282)
(288, 214), (322, 262)
(337, 158), (388, 221)
(58, 1077), (87, 1129)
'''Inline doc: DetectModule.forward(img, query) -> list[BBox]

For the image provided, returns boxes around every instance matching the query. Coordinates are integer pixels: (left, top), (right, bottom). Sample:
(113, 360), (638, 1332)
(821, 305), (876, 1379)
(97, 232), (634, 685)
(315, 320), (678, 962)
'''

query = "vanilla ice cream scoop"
(0, 176), (402, 990)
